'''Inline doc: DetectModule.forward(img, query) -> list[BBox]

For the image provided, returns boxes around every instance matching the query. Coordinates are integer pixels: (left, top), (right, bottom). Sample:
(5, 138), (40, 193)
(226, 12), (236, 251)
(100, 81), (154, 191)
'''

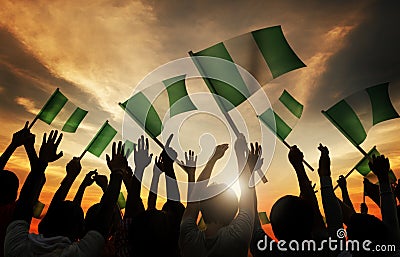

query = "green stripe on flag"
(258, 212), (270, 225)
(120, 92), (163, 139)
(33, 201), (45, 219)
(163, 75), (197, 117)
(124, 139), (136, 158)
(323, 100), (367, 146)
(251, 26), (306, 78)
(61, 107), (88, 133)
(37, 89), (68, 124)
(279, 90), (303, 118)
(259, 108), (292, 141)
(366, 83), (399, 125)
(86, 122), (117, 157)
(354, 147), (380, 176)
(193, 43), (250, 111)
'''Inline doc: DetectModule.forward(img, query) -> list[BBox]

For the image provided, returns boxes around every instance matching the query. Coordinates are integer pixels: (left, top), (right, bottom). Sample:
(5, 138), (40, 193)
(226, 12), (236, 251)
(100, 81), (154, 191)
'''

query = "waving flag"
(322, 82), (399, 147)
(191, 25), (305, 111)
(84, 121), (117, 158)
(32, 88), (88, 132)
(258, 90), (303, 141)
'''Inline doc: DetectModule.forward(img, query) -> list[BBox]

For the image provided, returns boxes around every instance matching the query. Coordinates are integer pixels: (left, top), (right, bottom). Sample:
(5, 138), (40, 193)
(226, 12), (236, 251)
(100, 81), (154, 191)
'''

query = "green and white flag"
(191, 25), (305, 111)
(258, 90), (303, 141)
(120, 75), (197, 139)
(353, 146), (396, 183)
(85, 121), (117, 157)
(35, 88), (88, 133)
(258, 212), (270, 225)
(163, 75), (197, 117)
(117, 192), (126, 209)
(322, 83), (400, 146)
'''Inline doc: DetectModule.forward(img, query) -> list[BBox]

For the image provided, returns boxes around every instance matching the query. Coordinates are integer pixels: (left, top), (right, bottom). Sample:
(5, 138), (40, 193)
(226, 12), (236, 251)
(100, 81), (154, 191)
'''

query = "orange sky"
(1, 0), (399, 236)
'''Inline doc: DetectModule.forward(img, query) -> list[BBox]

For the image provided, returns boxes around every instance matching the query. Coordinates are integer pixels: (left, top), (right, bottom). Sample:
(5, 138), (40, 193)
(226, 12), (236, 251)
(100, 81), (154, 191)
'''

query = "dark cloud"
(309, 0), (400, 112)
(0, 26), (113, 126)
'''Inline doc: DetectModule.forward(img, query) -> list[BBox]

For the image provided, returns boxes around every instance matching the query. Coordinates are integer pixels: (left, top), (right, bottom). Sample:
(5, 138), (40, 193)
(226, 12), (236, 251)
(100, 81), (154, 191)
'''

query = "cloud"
(15, 96), (40, 115)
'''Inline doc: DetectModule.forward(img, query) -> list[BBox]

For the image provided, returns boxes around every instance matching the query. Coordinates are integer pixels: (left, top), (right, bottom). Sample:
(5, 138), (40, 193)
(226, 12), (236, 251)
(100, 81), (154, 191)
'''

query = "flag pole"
(333, 146), (377, 191)
(321, 110), (371, 160)
(28, 88), (60, 130)
(118, 103), (165, 149)
(189, 51), (286, 181)
(79, 120), (109, 160)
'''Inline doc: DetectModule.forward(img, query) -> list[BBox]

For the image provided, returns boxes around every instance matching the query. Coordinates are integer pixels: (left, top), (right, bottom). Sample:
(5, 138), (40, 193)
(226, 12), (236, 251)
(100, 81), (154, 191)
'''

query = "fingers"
(117, 141), (122, 154)
(55, 151), (63, 161)
(55, 133), (63, 147)
(24, 121), (29, 129)
(42, 133), (47, 145)
(145, 137), (149, 150)
(112, 142), (116, 158)
(106, 154), (111, 163)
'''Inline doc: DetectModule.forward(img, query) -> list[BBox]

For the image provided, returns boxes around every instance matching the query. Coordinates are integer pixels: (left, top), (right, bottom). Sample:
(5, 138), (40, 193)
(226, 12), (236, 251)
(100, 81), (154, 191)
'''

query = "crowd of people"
(1, 122), (400, 257)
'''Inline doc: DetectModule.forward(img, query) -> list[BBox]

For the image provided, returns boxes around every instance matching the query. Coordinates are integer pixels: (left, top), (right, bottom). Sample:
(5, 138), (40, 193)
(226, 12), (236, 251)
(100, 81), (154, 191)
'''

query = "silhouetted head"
(162, 200), (185, 226)
(0, 170), (19, 205)
(85, 203), (120, 236)
(129, 209), (173, 257)
(38, 201), (84, 242)
(270, 195), (314, 240)
(200, 184), (238, 226)
(347, 213), (388, 242)
(347, 213), (390, 257)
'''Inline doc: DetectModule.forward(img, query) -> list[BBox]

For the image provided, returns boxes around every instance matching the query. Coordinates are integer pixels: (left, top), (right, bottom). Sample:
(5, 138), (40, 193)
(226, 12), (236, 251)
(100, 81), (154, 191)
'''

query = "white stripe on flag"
(272, 99), (298, 129)
(51, 101), (77, 130)
(345, 90), (373, 133)
(224, 33), (273, 94)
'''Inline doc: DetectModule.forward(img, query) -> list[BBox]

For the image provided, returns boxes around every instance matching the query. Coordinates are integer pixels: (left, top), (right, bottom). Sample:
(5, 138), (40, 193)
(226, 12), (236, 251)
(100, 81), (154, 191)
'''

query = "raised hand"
(82, 170), (98, 187)
(66, 157), (82, 177)
(317, 143), (331, 177)
(337, 175), (347, 190)
(247, 142), (262, 172)
(153, 156), (165, 176)
(11, 121), (35, 148)
(211, 144), (229, 161)
(179, 150), (197, 177)
(39, 130), (63, 163)
(161, 134), (177, 165)
(134, 135), (153, 170)
(106, 141), (129, 174)
(369, 154), (390, 184)
(288, 145), (304, 166)
(95, 174), (109, 192)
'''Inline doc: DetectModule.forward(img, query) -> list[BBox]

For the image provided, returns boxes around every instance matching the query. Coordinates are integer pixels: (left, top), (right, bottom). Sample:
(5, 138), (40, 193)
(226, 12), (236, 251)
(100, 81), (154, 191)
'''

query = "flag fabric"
(354, 146), (397, 183)
(117, 192), (126, 209)
(36, 88), (88, 133)
(364, 178), (380, 207)
(322, 83), (400, 146)
(198, 216), (207, 231)
(163, 75), (197, 117)
(258, 212), (270, 225)
(85, 121), (117, 157)
(191, 25), (305, 111)
(258, 90), (303, 141)
(124, 139), (136, 158)
(120, 92), (163, 139)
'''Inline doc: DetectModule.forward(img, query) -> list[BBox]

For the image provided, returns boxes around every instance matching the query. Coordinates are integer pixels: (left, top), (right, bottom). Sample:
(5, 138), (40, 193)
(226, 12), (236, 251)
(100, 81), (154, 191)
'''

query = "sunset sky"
(1, 0), (400, 233)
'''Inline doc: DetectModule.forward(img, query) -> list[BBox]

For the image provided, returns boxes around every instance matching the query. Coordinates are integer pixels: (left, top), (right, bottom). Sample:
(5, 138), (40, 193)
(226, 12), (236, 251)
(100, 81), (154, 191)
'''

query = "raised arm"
(124, 136), (152, 218)
(182, 144), (228, 221)
(337, 175), (355, 212)
(161, 134), (180, 202)
(94, 141), (126, 237)
(13, 130), (63, 224)
(0, 122), (33, 170)
(369, 155), (400, 241)
(48, 156), (81, 209)
(289, 145), (326, 235)
(317, 144), (343, 238)
(179, 150), (197, 201)
(147, 156), (164, 210)
(73, 170), (97, 206)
